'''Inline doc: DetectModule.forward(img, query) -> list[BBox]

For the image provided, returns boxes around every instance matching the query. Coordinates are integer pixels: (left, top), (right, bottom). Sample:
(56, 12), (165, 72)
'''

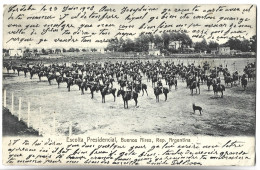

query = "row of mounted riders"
(3, 60), (256, 107)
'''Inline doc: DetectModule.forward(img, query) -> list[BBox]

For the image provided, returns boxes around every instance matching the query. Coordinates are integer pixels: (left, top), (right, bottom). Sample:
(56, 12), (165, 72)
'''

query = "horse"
(168, 78), (177, 91)
(56, 76), (63, 88)
(241, 77), (248, 90)
(151, 77), (157, 87)
(117, 90), (138, 108)
(75, 78), (83, 90)
(86, 83), (99, 99)
(100, 86), (116, 103)
(213, 84), (225, 98)
(64, 77), (74, 92)
(190, 81), (200, 96)
(4, 64), (12, 73)
(154, 87), (169, 102)
(30, 68), (38, 79)
(47, 74), (56, 85)
(224, 76), (233, 87)
(206, 78), (213, 91)
(23, 68), (29, 77)
(134, 83), (148, 96)
(38, 71), (47, 81)
(15, 66), (24, 76)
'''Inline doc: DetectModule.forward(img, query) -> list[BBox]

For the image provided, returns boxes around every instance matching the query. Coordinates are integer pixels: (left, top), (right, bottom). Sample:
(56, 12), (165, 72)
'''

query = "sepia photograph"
(1, 3), (257, 166)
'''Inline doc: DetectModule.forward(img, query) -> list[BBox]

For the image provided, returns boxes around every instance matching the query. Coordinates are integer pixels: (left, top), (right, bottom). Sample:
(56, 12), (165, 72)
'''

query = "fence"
(2, 89), (73, 137)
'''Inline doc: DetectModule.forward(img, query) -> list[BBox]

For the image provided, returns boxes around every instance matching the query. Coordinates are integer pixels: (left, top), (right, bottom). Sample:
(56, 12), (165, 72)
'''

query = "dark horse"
(134, 83), (148, 96)
(47, 74), (56, 85)
(168, 78), (177, 91)
(117, 90), (138, 108)
(190, 81), (200, 96)
(56, 76), (63, 88)
(63, 77), (74, 91)
(207, 78), (213, 91)
(213, 84), (225, 98)
(86, 83), (99, 99)
(154, 87), (169, 102)
(38, 71), (46, 81)
(100, 86), (116, 103)
(241, 77), (248, 90)
(224, 76), (233, 87)
(151, 77), (157, 87)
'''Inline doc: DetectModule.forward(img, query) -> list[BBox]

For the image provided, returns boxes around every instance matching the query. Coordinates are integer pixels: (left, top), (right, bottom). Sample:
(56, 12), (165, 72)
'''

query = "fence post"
(27, 102), (30, 127)
(18, 97), (22, 121)
(11, 93), (14, 114)
(69, 121), (72, 137)
(53, 112), (56, 135)
(3, 89), (6, 107)
(38, 107), (42, 136)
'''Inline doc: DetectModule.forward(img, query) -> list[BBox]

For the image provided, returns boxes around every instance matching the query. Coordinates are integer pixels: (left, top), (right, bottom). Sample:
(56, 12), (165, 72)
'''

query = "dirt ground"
(2, 57), (256, 136)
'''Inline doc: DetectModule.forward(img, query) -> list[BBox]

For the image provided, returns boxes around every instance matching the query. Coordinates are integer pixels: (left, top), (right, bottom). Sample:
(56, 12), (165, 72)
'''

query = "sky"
(2, 4), (256, 49)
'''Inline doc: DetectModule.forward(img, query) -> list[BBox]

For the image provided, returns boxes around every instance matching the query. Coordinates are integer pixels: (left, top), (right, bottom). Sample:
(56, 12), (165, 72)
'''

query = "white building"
(9, 49), (23, 57)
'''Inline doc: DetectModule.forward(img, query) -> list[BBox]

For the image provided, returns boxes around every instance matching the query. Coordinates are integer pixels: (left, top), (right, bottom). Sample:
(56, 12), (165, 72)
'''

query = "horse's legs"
(58, 82), (60, 88)
(91, 91), (94, 99)
(145, 89), (148, 96)
(165, 93), (167, 101)
(221, 91), (223, 98)
(113, 94), (115, 102)
(135, 98), (137, 106)
(199, 87), (200, 94)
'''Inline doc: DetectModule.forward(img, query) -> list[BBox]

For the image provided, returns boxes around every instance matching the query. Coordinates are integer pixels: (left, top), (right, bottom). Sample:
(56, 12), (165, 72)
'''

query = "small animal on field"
(192, 103), (202, 115)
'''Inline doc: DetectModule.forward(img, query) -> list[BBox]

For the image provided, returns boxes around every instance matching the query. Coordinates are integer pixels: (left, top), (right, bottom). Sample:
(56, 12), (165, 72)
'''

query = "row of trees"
(106, 33), (256, 54)
(106, 33), (193, 53)
(194, 35), (256, 53)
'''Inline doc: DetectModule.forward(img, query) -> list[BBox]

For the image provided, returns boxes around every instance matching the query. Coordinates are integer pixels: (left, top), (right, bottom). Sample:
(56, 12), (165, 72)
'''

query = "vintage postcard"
(1, 4), (256, 166)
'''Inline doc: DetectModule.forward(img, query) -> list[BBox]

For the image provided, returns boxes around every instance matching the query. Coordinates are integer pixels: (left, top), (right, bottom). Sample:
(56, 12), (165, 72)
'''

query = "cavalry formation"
(3, 59), (256, 108)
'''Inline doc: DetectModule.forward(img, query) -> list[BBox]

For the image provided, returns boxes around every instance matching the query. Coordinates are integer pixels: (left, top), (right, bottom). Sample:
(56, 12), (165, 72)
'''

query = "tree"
(224, 38), (241, 50)
(161, 32), (170, 49)
(68, 48), (75, 52)
(55, 48), (61, 53)
(249, 35), (256, 52)
(62, 48), (67, 53)
(194, 39), (208, 53)
(240, 39), (250, 52)
(122, 38), (135, 52)
(41, 48), (46, 54)
(208, 41), (219, 53)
